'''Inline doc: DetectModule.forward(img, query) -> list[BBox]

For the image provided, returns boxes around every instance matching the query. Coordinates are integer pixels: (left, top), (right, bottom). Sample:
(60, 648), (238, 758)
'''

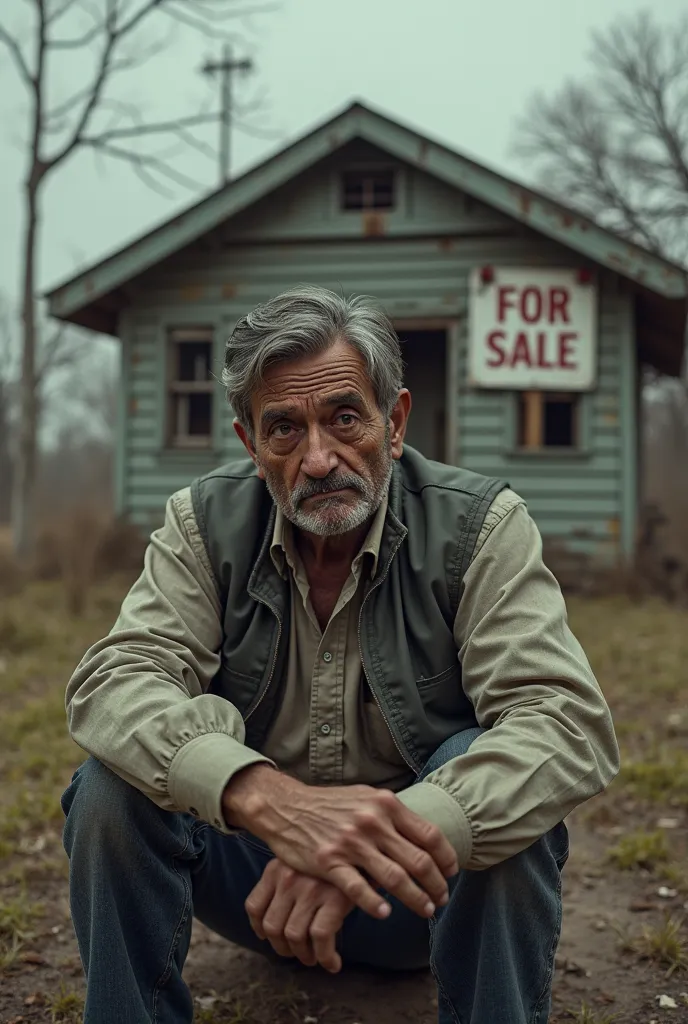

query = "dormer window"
(341, 170), (395, 210)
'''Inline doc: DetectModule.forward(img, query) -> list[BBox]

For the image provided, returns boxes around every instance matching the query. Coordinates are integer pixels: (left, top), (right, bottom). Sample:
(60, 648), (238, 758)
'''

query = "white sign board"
(468, 268), (597, 391)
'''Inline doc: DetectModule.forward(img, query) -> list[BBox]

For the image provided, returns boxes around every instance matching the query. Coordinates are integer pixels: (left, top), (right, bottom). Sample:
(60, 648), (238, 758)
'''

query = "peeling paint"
(222, 282), (238, 299)
(362, 212), (385, 237)
(517, 192), (531, 217)
(438, 238), (454, 252)
(607, 517), (620, 537)
(128, 398), (138, 415)
(561, 213), (574, 229)
(180, 284), (205, 302)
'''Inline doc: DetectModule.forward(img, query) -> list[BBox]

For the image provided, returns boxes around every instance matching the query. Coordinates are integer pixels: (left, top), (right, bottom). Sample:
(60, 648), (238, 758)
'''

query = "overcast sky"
(1, 0), (686, 312)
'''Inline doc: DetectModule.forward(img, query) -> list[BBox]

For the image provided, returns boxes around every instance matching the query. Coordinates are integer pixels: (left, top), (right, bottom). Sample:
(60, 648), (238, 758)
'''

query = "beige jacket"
(65, 486), (619, 869)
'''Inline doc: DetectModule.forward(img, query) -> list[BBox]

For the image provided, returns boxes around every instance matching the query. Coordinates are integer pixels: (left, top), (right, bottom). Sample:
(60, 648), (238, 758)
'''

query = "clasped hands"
(222, 765), (458, 973)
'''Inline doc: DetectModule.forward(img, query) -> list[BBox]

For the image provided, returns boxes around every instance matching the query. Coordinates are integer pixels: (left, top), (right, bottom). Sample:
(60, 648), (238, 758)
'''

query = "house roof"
(46, 99), (687, 374)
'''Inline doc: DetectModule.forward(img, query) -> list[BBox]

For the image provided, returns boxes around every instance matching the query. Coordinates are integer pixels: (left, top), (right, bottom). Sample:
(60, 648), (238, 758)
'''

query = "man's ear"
(233, 419), (265, 479)
(389, 389), (411, 460)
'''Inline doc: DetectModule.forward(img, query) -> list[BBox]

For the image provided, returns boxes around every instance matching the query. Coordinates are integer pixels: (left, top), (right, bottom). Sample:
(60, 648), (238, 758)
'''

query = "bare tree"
(515, 10), (688, 263)
(516, 9), (688, 584)
(0, 300), (15, 522)
(0, 0), (274, 559)
(0, 290), (114, 523)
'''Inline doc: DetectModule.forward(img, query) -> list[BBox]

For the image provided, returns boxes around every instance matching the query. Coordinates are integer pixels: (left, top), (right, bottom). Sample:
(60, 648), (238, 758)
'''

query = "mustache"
(292, 472), (368, 503)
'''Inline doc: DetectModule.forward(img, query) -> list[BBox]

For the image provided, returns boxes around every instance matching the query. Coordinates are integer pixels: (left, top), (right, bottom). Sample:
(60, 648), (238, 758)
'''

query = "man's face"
(238, 338), (409, 537)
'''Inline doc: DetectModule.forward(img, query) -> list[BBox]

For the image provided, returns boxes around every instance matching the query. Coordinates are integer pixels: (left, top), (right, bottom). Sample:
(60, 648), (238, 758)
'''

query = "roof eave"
(45, 100), (688, 325)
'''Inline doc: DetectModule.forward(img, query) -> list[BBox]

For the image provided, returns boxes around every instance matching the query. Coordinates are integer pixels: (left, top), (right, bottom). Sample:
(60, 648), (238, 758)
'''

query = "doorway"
(395, 327), (451, 463)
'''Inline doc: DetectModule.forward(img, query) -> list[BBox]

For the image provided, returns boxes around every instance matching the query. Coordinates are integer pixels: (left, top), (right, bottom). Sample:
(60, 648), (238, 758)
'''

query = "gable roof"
(46, 100), (687, 371)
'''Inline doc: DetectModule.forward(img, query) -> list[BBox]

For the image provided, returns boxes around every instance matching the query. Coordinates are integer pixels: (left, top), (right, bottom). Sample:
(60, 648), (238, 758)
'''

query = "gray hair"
(222, 286), (403, 435)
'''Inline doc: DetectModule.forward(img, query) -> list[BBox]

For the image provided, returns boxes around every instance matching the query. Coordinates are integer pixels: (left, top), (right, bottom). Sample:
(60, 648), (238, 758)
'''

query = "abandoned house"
(47, 101), (687, 565)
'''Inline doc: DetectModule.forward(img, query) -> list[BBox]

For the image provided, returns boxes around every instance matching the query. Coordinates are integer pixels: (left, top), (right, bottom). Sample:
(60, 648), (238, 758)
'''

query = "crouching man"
(62, 286), (619, 1024)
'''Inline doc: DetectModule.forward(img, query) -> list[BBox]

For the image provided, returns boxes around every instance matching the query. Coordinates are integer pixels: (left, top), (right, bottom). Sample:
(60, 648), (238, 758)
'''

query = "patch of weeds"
(48, 983), (84, 1023)
(0, 838), (15, 860)
(634, 914), (686, 976)
(607, 829), (670, 870)
(0, 891), (43, 970)
(565, 1004), (617, 1024)
(659, 863), (688, 894)
(620, 751), (688, 805)
(0, 787), (66, 845)
(567, 596), (686, 699)
(0, 609), (48, 655)
(193, 981), (312, 1024)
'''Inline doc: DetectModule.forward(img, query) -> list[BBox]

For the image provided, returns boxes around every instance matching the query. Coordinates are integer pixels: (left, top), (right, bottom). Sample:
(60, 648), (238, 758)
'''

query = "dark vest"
(191, 446), (507, 774)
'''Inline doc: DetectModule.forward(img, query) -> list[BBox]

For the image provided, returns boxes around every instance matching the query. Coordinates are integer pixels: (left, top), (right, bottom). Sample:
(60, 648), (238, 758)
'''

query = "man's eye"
(335, 413), (358, 427)
(272, 424), (293, 437)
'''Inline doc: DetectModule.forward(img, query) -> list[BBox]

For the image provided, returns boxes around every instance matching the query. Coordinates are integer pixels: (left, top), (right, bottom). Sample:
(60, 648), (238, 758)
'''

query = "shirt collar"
(270, 491), (389, 582)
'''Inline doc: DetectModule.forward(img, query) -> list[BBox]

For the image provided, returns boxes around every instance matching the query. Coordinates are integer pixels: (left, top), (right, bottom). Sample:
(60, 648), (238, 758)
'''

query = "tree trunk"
(11, 181), (40, 561)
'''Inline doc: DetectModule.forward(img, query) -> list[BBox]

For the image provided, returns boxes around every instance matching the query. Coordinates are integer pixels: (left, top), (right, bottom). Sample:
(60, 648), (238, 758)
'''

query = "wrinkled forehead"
(251, 338), (378, 420)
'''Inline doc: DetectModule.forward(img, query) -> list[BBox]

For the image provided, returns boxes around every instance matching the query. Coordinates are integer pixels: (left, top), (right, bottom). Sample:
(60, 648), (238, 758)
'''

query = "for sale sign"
(468, 267), (597, 391)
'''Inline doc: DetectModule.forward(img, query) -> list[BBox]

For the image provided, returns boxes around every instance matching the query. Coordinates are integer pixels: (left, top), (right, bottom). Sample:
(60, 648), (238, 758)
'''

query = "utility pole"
(202, 45), (253, 186)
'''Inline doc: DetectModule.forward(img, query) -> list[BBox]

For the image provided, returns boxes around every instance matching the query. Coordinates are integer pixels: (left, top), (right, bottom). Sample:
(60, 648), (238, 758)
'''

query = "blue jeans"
(62, 728), (568, 1023)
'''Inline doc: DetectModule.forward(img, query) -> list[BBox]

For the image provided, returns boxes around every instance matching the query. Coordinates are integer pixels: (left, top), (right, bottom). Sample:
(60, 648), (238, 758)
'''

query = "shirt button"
(322, 651), (333, 663)
(320, 723), (331, 735)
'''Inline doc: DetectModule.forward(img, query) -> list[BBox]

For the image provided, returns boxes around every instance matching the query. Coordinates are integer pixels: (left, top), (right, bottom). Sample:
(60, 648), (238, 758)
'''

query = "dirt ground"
(0, 577), (686, 1024)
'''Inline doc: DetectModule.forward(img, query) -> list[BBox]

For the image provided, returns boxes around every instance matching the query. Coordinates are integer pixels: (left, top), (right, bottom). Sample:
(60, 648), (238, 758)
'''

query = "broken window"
(341, 170), (395, 210)
(167, 328), (215, 448)
(516, 392), (580, 449)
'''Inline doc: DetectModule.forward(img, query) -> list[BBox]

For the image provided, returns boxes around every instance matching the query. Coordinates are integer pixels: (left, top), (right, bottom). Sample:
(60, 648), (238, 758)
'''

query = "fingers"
(325, 864), (392, 919)
(260, 889), (296, 959)
(379, 832), (450, 908)
(390, 800), (459, 879)
(244, 866), (278, 941)
(358, 846), (436, 918)
(283, 900), (318, 967)
(309, 901), (346, 973)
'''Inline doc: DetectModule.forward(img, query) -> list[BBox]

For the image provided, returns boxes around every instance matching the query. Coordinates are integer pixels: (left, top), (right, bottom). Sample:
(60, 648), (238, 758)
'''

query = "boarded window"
(167, 328), (215, 448)
(341, 170), (395, 210)
(516, 392), (580, 449)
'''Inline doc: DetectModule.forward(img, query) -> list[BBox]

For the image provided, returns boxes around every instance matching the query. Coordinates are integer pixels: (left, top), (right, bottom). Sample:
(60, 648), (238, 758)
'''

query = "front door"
(395, 328), (448, 463)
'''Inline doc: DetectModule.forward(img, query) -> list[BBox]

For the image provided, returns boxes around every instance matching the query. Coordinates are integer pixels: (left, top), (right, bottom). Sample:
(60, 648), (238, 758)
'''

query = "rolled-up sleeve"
(65, 488), (274, 832)
(397, 490), (620, 869)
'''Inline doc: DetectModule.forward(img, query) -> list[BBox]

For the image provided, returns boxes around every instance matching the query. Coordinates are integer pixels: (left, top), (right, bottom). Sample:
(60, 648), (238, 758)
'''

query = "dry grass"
(0, 512), (145, 611)
(564, 1005), (618, 1024)
(632, 915), (687, 976)
(607, 830), (670, 871)
(0, 574), (686, 1013)
(47, 984), (84, 1023)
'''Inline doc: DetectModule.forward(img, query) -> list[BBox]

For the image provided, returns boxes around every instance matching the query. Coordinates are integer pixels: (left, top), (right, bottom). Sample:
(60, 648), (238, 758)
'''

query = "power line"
(201, 45), (253, 186)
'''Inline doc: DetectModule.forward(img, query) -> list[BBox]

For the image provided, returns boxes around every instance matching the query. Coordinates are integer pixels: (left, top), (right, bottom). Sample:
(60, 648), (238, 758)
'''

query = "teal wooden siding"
(119, 152), (634, 561)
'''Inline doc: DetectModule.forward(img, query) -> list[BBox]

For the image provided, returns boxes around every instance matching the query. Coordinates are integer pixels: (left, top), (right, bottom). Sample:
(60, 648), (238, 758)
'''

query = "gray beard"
(261, 450), (393, 537)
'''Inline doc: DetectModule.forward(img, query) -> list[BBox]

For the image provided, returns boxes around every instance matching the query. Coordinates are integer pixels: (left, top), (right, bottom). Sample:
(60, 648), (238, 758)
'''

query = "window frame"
(510, 390), (592, 455)
(340, 167), (397, 212)
(166, 326), (216, 450)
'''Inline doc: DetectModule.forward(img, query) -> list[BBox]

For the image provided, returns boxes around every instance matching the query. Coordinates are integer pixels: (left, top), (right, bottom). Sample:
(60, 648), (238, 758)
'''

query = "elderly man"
(62, 286), (619, 1024)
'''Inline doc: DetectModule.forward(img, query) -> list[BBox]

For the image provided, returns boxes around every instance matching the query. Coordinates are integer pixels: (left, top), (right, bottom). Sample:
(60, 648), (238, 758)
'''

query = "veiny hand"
(246, 857), (352, 972)
(223, 765), (459, 921)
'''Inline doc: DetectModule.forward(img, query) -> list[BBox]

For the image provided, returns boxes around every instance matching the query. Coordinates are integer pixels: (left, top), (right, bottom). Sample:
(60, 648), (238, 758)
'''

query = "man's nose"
(300, 424), (338, 478)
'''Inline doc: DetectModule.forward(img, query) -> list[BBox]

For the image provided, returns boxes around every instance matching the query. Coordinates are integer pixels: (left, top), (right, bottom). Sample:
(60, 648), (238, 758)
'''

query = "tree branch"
(82, 136), (207, 192)
(0, 24), (35, 89)
(85, 110), (221, 141)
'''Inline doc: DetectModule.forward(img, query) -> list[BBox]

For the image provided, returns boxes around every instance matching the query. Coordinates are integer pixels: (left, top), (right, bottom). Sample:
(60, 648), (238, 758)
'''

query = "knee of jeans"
(420, 727), (485, 778)
(472, 823), (569, 900)
(62, 757), (146, 848)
